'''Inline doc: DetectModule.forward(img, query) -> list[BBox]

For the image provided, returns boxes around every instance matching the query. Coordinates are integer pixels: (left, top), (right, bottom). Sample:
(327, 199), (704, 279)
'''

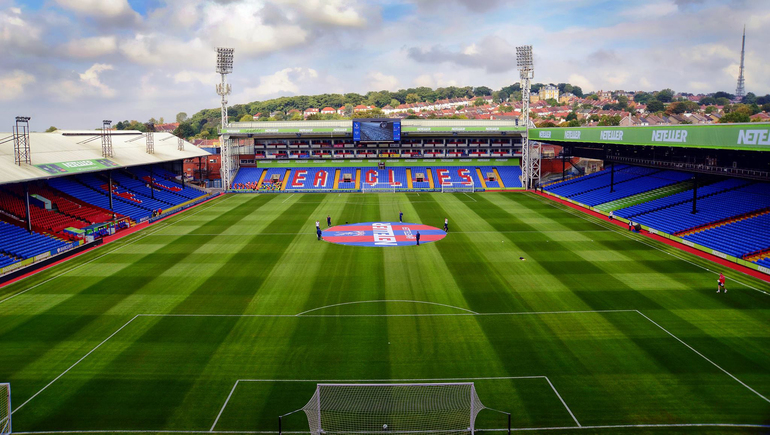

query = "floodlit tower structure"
(101, 120), (113, 157)
(735, 26), (746, 99)
(516, 45), (540, 189)
(145, 131), (154, 154)
(216, 47), (234, 189)
(13, 116), (32, 165)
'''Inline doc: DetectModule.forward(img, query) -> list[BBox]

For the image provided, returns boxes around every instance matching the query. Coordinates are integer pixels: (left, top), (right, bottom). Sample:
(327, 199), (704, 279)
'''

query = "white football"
(383, 424), (388, 430)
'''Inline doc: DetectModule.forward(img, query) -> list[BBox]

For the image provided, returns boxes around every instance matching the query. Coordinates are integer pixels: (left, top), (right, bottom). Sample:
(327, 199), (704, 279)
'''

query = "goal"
(280, 382), (510, 434)
(0, 383), (10, 435)
(441, 181), (475, 193)
(361, 183), (397, 193)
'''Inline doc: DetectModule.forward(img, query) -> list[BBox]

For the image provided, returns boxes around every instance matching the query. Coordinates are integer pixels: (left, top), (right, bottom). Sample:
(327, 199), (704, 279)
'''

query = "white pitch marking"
(12, 315), (141, 414)
(544, 377), (580, 427)
(238, 376), (548, 382)
(210, 380), (240, 431)
(215, 376), (559, 431)
(11, 424), (770, 434)
(16, 308), (766, 422)
(295, 299), (478, 316)
(635, 310), (770, 404)
(463, 192), (477, 202)
(530, 194), (770, 297)
(281, 193), (296, 203)
(9, 310), (630, 413)
(0, 196), (229, 305)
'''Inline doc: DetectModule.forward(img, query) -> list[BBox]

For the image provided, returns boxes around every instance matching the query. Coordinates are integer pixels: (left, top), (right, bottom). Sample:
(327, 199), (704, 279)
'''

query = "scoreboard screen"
(353, 119), (401, 142)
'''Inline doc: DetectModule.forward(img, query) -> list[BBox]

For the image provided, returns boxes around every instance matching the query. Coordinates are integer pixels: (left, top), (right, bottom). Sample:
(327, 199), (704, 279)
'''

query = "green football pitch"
(1, 192), (769, 434)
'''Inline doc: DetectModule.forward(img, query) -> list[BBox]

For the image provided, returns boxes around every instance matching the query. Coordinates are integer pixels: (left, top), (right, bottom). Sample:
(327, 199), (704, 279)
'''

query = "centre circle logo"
(322, 222), (446, 247)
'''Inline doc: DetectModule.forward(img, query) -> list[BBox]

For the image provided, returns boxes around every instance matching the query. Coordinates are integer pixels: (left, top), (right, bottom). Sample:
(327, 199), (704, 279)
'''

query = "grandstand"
(542, 164), (770, 270)
(0, 129), (210, 276)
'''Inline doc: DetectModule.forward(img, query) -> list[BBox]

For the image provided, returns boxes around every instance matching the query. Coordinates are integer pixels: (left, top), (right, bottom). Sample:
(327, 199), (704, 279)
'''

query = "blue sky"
(0, 0), (767, 129)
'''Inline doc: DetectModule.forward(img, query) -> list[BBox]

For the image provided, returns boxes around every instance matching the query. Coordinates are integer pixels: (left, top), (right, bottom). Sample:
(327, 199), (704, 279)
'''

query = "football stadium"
(1, 49), (770, 435)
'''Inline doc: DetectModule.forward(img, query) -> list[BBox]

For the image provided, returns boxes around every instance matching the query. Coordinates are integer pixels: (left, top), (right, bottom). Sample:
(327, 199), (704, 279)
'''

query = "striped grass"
(0, 193), (768, 434)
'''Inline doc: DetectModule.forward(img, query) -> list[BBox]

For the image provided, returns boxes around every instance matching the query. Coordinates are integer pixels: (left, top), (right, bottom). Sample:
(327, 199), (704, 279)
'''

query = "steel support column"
(692, 173), (698, 214)
(150, 166), (154, 199)
(610, 162), (615, 193)
(25, 183), (32, 233)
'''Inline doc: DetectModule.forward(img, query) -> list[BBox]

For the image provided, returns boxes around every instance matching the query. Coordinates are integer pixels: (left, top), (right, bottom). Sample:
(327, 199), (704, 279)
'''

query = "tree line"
(76, 84), (765, 139)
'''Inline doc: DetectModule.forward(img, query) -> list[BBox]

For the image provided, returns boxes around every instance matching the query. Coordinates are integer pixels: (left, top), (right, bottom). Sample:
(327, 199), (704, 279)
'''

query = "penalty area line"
(544, 376), (580, 427)
(636, 310), (770, 404)
(12, 315), (142, 414)
(295, 299), (478, 316)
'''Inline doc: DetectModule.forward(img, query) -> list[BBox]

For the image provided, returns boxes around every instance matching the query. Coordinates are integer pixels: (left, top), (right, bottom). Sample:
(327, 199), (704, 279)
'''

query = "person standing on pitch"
(717, 272), (726, 293)
(316, 220), (320, 231)
(399, 211), (403, 222)
(416, 231), (420, 246)
(327, 215), (331, 227)
(444, 218), (448, 232)
(317, 227), (323, 240)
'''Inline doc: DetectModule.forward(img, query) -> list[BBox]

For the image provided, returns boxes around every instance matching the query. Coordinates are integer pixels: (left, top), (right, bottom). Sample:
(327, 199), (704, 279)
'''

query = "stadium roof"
(0, 130), (210, 185)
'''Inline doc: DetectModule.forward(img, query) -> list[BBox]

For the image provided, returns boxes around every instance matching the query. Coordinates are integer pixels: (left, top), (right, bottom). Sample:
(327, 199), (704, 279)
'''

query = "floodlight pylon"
(516, 45), (540, 189)
(145, 131), (154, 154)
(13, 116), (31, 166)
(101, 120), (113, 158)
(216, 47), (235, 189)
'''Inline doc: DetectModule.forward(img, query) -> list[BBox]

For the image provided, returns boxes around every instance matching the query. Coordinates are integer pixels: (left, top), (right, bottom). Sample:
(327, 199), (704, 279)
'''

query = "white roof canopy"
(0, 130), (210, 185)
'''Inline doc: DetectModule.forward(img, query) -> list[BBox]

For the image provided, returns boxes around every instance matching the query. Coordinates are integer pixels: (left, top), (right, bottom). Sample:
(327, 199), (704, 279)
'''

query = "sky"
(0, 0), (768, 129)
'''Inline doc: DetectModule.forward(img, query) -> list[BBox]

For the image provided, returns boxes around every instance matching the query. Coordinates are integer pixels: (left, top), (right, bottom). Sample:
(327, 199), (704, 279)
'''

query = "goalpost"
(441, 181), (475, 193)
(0, 383), (10, 435)
(279, 383), (510, 434)
(361, 183), (397, 193)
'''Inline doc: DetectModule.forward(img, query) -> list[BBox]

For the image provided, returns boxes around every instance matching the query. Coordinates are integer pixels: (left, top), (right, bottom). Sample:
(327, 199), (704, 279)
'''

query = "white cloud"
(119, 34), (209, 66)
(462, 44), (480, 56)
(619, 1), (678, 19)
(242, 67), (319, 98)
(567, 74), (595, 92)
(407, 35), (518, 73)
(287, 0), (367, 27)
(414, 73), (458, 88)
(368, 72), (399, 91)
(48, 64), (116, 101)
(64, 36), (117, 58)
(0, 71), (36, 101)
(173, 70), (218, 86)
(54, 0), (138, 19)
(79, 63), (115, 97)
(201, 2), (308, 56)
(0, 7), (43, 52)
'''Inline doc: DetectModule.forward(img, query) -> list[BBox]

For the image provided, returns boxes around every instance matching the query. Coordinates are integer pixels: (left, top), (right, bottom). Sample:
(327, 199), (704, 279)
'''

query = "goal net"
(0, 383), (10, 435)
(441, 182), (475, 193)
(299, 383), (490, 434)
(361, 183), (397, 193)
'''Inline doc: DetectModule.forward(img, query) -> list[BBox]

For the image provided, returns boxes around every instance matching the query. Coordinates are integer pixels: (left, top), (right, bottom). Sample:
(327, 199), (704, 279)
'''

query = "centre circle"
(322, 222), (447, 247)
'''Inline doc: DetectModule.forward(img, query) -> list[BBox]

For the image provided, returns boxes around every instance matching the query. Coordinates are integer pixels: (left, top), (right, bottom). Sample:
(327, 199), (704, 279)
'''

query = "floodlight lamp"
(16, 116), (30, 122)
(103, 120), (112, 124)
(516, 45), (533, 71)
(216, 47), (234, 74)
